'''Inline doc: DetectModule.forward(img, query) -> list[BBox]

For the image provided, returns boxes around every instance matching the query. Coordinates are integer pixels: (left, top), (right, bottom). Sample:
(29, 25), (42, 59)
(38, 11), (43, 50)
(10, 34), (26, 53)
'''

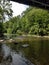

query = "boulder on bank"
(0, 40), (4, 43)
(8, 39), (18, 44)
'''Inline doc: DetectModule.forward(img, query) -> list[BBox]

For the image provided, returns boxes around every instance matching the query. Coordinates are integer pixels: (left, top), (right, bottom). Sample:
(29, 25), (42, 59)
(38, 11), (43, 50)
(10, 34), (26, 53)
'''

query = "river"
(0, 38), (49, 65)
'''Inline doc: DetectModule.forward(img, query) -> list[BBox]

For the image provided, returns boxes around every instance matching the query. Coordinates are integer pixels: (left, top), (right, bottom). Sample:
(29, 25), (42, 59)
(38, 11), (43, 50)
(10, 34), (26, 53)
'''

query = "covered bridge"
(11, 0), (49, 10)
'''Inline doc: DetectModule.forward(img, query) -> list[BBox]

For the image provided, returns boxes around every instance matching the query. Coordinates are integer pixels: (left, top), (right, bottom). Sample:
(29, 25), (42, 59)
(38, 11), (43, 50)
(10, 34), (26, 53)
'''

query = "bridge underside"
(11, 0), (49, 10)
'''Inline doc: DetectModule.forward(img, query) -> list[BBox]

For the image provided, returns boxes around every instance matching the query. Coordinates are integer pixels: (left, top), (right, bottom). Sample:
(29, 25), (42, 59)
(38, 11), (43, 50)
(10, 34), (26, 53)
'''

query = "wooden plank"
(10, 0), (49, 10)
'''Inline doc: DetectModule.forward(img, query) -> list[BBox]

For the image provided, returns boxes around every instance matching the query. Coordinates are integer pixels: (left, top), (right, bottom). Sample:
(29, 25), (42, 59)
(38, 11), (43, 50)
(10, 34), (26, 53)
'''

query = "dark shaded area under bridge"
(11, 0), (49, 10)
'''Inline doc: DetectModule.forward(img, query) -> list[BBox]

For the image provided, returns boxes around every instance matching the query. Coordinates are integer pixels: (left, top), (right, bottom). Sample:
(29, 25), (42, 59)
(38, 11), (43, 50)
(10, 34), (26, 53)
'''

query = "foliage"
(0, 0), (13, 37)
(0, 0), (13, 22)
(4, 7), (49, 36)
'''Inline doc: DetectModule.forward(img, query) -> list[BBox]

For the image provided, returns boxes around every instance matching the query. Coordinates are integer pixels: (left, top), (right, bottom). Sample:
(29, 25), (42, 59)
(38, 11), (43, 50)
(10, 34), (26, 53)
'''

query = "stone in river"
(22, 44), (29, 48)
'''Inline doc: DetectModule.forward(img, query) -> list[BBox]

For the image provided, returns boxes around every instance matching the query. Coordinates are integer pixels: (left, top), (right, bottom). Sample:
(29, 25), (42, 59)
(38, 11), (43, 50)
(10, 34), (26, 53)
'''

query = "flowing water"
(0, 38), (49, 65)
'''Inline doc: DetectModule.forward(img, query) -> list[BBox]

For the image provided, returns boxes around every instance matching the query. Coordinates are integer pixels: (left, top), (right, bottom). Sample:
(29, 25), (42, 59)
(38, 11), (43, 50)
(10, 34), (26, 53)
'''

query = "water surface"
(0, 38), (49, 65)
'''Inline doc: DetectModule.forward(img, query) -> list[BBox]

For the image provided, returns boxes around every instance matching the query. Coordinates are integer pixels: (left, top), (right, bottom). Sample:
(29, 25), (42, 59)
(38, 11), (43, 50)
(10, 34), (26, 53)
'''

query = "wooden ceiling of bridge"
(11, 0), (49, 10)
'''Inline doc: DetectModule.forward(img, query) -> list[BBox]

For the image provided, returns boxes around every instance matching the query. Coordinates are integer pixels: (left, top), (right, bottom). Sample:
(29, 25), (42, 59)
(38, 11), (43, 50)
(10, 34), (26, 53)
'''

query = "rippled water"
(0, 39), (49, 65)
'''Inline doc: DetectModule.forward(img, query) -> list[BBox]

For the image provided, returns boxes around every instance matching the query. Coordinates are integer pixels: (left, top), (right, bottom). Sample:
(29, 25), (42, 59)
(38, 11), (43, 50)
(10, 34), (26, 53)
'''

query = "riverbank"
(22, 35), (49, 38)
(4, 34), (49, 38)
(0, 35), (49, 43)
(15, 35), (49, 40)
(5, 35), (49, 43)
(15, 35), (49, 42)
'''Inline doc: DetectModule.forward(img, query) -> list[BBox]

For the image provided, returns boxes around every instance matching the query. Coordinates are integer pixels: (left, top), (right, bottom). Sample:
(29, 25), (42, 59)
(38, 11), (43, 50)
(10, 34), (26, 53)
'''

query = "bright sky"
(10, 1), (29, 17)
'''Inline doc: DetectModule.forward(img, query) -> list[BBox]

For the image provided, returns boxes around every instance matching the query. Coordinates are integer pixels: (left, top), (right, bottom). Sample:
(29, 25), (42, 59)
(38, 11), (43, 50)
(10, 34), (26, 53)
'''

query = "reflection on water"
(0, 43), (33, 65)
(0, 43), (12, 65)
(0, 39), (49, 65)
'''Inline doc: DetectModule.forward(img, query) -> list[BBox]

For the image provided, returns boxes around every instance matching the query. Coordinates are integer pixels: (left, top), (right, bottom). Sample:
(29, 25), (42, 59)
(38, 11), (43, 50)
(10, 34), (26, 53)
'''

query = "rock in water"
(0, 40), (4, 43)
(22, 44), (29, 48)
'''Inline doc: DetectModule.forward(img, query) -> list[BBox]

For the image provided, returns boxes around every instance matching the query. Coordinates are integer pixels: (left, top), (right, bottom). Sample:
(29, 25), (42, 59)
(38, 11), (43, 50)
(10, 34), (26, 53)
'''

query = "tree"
(4, 7), (49, 36)
(0, 0), (13, 37)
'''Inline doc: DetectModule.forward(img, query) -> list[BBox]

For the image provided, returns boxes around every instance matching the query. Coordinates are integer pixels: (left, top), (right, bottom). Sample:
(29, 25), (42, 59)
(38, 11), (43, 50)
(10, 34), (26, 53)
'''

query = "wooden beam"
(11, 0), (49, 10)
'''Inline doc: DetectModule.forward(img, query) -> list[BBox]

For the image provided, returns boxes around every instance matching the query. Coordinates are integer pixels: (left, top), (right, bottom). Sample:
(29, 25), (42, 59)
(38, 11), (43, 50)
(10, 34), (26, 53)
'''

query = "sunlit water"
(0, 39), (49, 65)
